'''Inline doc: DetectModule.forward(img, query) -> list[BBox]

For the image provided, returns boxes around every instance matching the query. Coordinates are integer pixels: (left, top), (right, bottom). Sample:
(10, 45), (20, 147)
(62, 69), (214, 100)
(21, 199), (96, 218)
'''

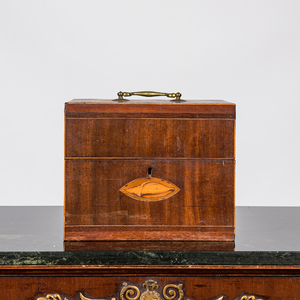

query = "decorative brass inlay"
(80, 293), (109, 300)
(120, 177), (180, 201)
(141, 280), (161, 300)
(121, 282), (141, 300)
(239, 296), (263, 300)
(37, 293), (109, 300)
(163, 283), (184, 300)
(120, 280), (182, 300)
(36, 280), (264, 300)
(37, 295), (67, 300)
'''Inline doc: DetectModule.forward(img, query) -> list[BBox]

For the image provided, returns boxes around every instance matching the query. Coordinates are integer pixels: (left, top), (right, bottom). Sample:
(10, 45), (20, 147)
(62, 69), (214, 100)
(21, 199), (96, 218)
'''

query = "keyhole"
(147, 167), (152, 178)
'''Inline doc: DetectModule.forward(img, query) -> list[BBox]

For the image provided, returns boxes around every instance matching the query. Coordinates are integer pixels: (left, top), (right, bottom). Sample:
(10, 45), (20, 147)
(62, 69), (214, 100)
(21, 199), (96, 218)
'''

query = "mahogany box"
(64, 92), (236, 250)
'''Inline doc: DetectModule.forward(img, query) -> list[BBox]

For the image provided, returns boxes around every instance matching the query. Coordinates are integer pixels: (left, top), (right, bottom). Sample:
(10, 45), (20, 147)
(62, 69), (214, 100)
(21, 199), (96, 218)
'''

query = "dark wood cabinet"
(1, 255), (300, 300)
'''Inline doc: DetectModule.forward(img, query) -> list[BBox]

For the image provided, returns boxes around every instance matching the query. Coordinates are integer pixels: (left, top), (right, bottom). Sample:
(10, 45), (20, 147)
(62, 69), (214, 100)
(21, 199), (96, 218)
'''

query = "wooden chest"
(64, 93), (236, 250)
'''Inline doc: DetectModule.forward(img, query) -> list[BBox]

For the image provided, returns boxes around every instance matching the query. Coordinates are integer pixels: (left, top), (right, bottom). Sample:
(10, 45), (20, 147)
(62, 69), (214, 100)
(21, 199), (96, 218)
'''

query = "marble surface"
(0, 206), (299, 265)
(1, 251), (300, 266)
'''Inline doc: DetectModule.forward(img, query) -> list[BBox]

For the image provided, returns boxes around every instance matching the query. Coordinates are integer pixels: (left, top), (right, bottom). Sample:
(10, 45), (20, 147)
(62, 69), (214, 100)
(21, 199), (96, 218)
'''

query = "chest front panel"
(64, 100), (236, 246)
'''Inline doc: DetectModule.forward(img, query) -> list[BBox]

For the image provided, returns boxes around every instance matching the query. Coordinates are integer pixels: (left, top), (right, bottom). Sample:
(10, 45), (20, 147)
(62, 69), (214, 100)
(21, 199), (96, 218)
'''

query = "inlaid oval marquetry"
(120, 177), (180, 201)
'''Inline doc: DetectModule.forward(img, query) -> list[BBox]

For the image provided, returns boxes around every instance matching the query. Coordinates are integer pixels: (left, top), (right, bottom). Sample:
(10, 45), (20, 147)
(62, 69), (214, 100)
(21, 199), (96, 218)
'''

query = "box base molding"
(64, 225), (234, 243)
(63, 241), (235, 251)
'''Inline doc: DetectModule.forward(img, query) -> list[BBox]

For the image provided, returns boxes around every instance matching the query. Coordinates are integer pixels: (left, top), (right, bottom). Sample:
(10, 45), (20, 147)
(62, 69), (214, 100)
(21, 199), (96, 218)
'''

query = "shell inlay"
(120, 177), (180, 201)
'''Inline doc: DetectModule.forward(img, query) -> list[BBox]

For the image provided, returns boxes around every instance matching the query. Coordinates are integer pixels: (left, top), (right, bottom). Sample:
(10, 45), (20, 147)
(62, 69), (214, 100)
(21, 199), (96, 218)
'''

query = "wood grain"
(65, 112), (235, 119)
(63, 241), (235, 251)
(65, 118), (235, 158)
(65, 160), (234, 226)
(65, 101), (236, 115)
(64, 99), (235, 245)
(1, 266), (300, 300)
(64, 159), (234, 242)
(64, 227), (234, 242)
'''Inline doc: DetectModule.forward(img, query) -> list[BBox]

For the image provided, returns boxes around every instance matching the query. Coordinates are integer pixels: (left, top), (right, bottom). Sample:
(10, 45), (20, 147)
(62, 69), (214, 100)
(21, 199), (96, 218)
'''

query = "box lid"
(65, 99), (235, 119)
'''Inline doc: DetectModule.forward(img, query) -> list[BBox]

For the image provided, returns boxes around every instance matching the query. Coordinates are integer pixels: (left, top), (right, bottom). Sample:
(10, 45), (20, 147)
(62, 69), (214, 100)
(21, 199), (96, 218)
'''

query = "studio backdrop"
(0, 0), (299, 206)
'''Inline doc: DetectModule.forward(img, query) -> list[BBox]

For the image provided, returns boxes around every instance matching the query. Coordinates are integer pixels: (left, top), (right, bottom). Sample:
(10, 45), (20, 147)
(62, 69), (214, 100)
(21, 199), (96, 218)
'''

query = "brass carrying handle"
(116, 91), (183, 102)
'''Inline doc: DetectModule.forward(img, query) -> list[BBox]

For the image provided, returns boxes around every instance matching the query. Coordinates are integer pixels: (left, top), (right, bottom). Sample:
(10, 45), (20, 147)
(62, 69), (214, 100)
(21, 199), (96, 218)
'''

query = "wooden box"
(64, 93), (235, 250)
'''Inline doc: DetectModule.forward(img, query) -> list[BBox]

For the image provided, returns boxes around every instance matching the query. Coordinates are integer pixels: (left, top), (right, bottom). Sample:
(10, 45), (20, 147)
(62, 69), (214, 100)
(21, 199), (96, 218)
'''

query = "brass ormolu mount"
(36, 279), (264, 300)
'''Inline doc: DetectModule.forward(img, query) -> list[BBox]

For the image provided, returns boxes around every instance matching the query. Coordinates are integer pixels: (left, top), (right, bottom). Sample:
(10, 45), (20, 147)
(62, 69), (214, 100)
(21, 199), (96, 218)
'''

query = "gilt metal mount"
(36, 279), (264, 300)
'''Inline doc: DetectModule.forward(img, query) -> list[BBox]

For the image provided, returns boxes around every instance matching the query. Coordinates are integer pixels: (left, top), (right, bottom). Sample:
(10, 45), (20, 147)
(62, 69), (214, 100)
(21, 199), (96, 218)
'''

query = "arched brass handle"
(116, 91), (184, 102)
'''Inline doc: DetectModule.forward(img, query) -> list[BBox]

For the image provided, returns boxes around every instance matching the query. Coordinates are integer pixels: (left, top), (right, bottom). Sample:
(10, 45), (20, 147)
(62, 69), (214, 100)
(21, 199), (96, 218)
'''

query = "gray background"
(0, 0), (299, 206)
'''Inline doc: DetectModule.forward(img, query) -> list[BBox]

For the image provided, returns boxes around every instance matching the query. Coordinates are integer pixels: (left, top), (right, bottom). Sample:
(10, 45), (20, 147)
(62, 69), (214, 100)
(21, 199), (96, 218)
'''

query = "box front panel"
(65, 159), (234, 241)
(65, 118), (235, 159)
(64, 103), (235, 243)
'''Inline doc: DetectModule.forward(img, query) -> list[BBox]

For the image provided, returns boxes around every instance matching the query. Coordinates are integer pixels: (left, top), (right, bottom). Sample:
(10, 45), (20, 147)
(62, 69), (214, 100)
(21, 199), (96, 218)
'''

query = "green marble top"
(0, 251), (300, 266)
